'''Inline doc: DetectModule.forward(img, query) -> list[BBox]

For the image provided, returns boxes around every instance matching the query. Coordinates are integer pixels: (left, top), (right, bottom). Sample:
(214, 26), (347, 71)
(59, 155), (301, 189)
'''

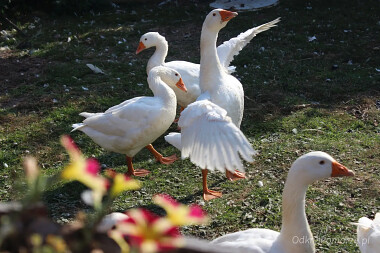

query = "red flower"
(153, 194), (209, 226)
(115, 209), (183, 253)
(60, 135), (108, 207)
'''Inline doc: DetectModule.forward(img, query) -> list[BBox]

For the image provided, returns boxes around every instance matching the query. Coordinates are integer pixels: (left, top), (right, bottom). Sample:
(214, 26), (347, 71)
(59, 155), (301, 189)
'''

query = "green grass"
(1, 0), (379, 252)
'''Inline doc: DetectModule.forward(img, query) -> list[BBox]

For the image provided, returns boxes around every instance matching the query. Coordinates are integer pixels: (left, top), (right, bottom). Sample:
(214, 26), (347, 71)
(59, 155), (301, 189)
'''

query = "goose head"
(149, 66), (187, 92)
(203, 9), (238, 32)
(289, 151), (354, 185)
(136, 32), (166, 54)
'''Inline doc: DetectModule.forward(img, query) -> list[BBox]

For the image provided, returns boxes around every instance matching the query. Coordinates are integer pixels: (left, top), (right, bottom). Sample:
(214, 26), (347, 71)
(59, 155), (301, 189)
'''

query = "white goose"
(136, 18), (280, 110)
(72, 66), (187, 176)
(136, 32), (199, 110)
(352, 213), (380, 253)
(212, 151), (355, 253)
(165, 9), (260, 201)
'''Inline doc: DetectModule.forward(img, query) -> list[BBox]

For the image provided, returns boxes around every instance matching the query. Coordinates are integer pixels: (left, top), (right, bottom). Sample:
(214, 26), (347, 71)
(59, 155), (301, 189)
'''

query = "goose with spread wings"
(166, 9), (279, 200)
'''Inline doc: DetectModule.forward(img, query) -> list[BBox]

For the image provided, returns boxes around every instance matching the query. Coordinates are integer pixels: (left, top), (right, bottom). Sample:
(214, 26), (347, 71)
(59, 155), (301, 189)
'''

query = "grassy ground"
(1, 0), (379, 251)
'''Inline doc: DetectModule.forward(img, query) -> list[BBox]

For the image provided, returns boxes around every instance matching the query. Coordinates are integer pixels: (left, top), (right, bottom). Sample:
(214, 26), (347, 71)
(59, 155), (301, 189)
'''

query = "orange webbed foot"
(126, 169), (150, 177)
(226, 170), (246, 181)
(203, 189), (223, 201)
(156, 154), (178, 165)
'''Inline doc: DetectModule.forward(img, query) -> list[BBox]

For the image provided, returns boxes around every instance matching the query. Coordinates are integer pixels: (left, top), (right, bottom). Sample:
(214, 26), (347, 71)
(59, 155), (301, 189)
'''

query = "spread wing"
(217, 18), (280, 72)
(170, 100), (256, 173)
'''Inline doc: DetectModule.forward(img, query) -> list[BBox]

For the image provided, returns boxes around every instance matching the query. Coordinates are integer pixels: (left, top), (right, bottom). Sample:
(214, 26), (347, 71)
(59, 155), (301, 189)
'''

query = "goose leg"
(146, 144), (178, 164)
(202, 169), (222, 201)
(225, 170), (246, 181)
(126, 156), (150, 177)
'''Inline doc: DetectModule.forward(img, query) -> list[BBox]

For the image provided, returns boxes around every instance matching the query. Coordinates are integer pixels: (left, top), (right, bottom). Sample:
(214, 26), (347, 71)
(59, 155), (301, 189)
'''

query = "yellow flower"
(109, 172), (141, 198)
(60, 135), (108, 206)
(109, 230), (130, 253)
(115, 209), (183, 253)
(153, 194), (209, 226)
(46, 234), (67, 253)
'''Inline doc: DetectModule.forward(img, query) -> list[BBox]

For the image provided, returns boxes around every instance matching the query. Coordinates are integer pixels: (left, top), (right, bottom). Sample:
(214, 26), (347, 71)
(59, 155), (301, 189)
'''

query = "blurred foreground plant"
(0, 135), (209, 253)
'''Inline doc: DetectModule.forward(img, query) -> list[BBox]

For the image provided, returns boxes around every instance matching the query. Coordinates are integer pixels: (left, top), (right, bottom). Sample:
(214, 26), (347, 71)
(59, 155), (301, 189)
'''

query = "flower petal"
(115, 209), (182, 253)
(60, 135), (81, 160)
(188, 204), (209, 222)
(110, 174), (141, 197)
(60, 135), (108, 203)
(153, 194), (180, 208)
(153, 194), (209, 226)
(85, 158), (100, 175)
(109, 230), (130, 253)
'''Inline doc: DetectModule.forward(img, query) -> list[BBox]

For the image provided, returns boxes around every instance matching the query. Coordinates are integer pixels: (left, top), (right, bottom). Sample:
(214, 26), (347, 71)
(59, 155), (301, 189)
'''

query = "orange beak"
(136, 41), (146, 54)
(331, 161), (355, 177)
(219, 10), (238, 22)
(175, 78), (187, 92)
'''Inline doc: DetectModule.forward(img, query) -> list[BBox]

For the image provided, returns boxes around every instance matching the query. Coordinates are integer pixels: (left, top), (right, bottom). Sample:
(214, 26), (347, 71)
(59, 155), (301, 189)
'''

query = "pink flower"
(153, 194), (209, 226)
(115, 209), (182, 253)
(60, 135), (108, 206)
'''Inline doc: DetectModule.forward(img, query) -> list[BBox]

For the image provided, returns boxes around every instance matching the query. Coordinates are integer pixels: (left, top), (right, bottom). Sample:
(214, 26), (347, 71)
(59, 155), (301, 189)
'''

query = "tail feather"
(79, 112), (95, 118)
(71, 123), (85, 132)
(165, 132), (182, 150)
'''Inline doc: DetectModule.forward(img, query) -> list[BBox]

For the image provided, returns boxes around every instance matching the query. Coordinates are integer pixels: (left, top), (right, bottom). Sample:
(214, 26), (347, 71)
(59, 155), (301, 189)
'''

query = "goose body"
(212, 151), (355, 253)
(165, 9), (261, 200)
(354, 213), (380, 253)
(72, 66), (187, 176)
(136, 18), (279, 109)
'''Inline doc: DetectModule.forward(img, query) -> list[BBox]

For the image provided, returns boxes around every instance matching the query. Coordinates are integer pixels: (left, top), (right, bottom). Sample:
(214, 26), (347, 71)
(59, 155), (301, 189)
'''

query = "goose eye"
(212, 13), (216, 16)
(319, 160), (325, 165)
(175, 73), (179, 76)
(144, 38), (147, 41)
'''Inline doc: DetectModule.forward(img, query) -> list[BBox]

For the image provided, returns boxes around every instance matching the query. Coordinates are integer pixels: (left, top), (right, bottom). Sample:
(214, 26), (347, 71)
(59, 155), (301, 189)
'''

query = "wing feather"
(217, 18), (280, 71)
(73, 97), (162, 139)
(172, 100), (256, 173)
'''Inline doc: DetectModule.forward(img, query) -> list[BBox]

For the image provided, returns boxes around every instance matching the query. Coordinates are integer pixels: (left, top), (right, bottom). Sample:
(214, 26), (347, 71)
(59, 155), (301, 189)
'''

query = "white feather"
(212, 152), (355, 253)
(164, 132), (182, 150)
(71, 66), (182, 158)
(174, 100), (256, 173)
(217, 17), (280, 71)
(71, 123), (84, 132)
(97, 212), (129, 233)
(354, 213), (380, 253)
(139, 18), (279, 108)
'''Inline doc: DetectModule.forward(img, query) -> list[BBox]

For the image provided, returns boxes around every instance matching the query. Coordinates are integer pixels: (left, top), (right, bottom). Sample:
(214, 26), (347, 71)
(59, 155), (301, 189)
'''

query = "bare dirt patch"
(0, 50), (48, 109)
(0, 52), (47, 94)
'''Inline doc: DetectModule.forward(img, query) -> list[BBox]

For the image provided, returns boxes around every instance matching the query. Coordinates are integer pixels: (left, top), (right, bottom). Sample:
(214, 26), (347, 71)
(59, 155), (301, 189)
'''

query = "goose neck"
(147, 42), (168, 75)
(148, 74), (176, 104)
(278, 172), (315, 253)
(199, 25), (224, 91)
